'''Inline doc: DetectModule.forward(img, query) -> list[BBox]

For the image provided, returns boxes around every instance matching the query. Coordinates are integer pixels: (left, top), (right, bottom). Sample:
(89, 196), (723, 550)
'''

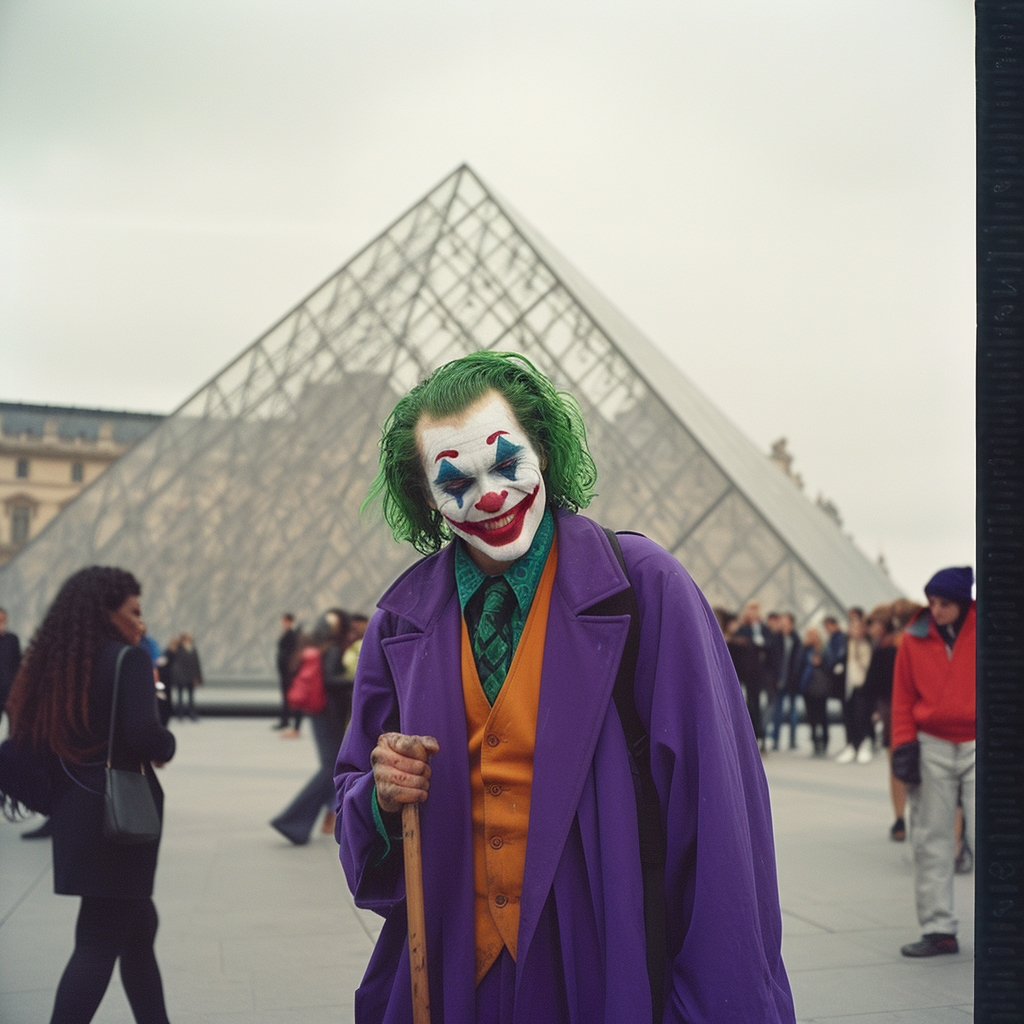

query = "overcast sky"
(0, 0), (974, 600)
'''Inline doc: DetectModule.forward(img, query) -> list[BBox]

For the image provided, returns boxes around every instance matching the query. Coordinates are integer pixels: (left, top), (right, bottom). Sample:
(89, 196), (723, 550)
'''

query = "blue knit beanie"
(924, 566), (973, 605)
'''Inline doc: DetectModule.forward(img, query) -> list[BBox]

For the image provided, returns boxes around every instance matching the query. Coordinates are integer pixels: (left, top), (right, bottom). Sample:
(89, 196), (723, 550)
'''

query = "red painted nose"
(475, 490), (507, 514)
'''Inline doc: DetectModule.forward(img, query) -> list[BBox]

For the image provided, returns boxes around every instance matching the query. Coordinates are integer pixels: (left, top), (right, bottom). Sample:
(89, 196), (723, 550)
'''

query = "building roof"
(0, 401), (163, 446)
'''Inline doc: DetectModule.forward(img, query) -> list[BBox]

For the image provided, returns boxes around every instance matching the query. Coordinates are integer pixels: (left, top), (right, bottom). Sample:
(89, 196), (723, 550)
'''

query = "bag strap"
(106, 645), (132, 771)
(60, 757), (104, 795)
(596, 527), (668, 1021)
(600, 529), (644, 761)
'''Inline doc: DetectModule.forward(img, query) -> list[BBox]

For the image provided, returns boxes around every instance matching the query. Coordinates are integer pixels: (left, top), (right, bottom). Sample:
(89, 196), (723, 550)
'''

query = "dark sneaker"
(21, 819), (54, 840)
(901, 933), (959, 957)
(890, 817), (906, 842)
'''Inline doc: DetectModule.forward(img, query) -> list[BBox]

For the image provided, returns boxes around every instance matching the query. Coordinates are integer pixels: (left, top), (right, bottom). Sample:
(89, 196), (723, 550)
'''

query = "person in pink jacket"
(890, 566), (975, 958)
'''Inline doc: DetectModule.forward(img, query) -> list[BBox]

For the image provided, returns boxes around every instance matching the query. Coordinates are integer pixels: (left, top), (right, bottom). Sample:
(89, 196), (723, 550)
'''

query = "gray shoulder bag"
(103, 646), (162, 845)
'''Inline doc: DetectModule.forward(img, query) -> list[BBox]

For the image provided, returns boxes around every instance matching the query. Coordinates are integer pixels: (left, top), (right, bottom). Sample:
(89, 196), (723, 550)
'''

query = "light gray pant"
(907, 732), (975, 935)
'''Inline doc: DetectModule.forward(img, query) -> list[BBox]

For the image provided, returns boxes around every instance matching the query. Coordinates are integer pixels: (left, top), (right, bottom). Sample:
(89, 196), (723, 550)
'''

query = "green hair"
(364, 351), (597, 554)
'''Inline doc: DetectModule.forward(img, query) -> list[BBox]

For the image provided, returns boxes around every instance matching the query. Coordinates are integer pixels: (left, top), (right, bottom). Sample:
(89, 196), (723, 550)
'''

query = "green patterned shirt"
(370, 505), (555, 858)
(454, 505), (555, 703)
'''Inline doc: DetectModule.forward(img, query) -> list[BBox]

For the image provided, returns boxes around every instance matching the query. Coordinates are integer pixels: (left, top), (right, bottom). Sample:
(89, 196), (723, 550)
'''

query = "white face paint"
(417, 391), (547, 570)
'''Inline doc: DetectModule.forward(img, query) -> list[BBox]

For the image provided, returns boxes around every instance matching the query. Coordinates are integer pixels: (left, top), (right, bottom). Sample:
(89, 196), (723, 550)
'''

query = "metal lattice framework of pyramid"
(0, 165), (901, 679)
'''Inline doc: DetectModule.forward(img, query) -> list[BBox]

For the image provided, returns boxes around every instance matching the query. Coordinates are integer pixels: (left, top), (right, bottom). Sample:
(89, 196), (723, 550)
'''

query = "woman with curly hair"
(5, 566), (176, 1023)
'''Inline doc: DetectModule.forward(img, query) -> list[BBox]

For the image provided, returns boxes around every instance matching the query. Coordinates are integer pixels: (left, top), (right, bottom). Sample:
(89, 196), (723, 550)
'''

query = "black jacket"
(169, 645), (202, 689)
(733, 622), (770, 688)
(0, 631), (21, 711)
(52, 639), (176, 899)
(863, 644), (898, 710)
(768, 630), (805, 696)
(277, 627), (298, 678)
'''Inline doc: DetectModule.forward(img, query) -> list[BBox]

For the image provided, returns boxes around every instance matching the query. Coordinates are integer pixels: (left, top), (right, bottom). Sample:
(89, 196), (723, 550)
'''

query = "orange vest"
(462, 543), (558, 985)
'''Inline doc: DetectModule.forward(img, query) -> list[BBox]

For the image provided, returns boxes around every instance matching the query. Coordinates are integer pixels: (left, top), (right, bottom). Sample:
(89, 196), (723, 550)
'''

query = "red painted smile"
(445, 486), (539, 547)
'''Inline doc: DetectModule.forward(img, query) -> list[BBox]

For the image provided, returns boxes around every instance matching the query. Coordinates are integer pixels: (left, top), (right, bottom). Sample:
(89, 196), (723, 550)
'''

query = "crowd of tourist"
(714, 597), (925, 841)
(714, 565), (977, 960)
(716, 601), (917, 751)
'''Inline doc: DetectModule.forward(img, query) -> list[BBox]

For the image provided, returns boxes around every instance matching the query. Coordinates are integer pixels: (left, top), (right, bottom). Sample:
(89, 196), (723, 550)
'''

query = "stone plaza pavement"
(0, 711), (974, 1023)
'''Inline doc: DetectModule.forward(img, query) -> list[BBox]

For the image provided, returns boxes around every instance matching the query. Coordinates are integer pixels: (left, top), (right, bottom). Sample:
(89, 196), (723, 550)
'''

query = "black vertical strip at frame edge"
(977, 3), (1024, 1020)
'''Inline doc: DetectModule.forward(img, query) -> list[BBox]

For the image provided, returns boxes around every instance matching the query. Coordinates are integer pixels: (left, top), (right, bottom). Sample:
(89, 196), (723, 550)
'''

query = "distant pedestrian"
(882, 600), (924, 841)
(762, 612), (784, 748)
(0, 606), (47, 840)
(892, 566), (975, 958)
(342, 614), (369, 682)
(770, 613), (804, 751)
(169, 633), (202, 721)
(800, 627), (831, 755)
(274, 613), (301, 734)
(733, 600), (771, 750)
(822, 615), (847, 700)
(862, 603), (908, 840)
(152, 637), (173, 728)
(0, 606), (22, 722)
(140, 631), (160, 667)
(836, 609), (872, 764)
(270, 610), (354, 844)
(714, 607), (748, 682)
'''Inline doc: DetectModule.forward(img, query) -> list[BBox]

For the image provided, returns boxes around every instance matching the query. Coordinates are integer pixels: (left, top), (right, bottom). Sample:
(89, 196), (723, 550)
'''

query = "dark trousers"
(743, 680), (765, 742)
(172, 682), (195, 718)
(50, 896), (169, 1024)
(271, 693), (349, 843)
(805, 695), (829, 753)
(277, 672), (301, 729)
(843, 687), (873, 750)
(772, 690), (801, 749)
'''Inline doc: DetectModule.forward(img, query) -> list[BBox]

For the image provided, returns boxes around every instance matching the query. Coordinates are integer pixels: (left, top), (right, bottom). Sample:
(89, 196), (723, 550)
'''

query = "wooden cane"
(402, 801), (431, 1024)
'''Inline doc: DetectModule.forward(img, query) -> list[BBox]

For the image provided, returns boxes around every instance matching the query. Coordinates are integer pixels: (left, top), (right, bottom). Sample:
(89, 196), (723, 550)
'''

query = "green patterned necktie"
(469, 575), (517, 703)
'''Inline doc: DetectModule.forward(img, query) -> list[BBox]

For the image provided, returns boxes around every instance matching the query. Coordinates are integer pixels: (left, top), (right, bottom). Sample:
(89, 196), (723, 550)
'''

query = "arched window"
(10, 506), (30, 545)
(5, 494), (38, 548)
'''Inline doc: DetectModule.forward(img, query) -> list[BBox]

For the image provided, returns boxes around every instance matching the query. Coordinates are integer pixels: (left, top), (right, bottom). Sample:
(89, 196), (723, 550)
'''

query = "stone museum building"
(0, 402), (162, 565)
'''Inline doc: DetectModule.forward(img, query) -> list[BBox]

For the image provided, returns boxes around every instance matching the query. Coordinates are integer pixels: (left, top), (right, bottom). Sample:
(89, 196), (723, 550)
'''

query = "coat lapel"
(378, 565), (481, 1020)
(376, 546), (473, 817)
(373, 515), (635, 988)
(516, 512), (633, 967)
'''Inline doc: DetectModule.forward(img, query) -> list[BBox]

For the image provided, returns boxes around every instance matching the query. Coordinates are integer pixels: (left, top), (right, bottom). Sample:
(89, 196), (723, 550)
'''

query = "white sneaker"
(835, 745), (856, 764)
(856, 744), (873, 764)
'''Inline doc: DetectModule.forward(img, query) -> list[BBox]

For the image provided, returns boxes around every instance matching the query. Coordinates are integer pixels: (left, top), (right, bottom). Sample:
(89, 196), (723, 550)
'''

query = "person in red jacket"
(891, 566), (975, 958)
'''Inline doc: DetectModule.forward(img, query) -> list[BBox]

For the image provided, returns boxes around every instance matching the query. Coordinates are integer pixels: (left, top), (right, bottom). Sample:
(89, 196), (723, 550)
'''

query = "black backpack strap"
(597, 527), (668, 1022)
(600, 529), (643, 755)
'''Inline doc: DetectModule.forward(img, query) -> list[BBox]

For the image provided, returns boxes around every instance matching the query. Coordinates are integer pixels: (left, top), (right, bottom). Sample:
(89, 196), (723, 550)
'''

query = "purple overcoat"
(335, 511), (795, 1024)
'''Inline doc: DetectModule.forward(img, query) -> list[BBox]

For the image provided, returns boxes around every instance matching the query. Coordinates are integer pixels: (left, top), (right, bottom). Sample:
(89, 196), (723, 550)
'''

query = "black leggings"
(50, 896), (169, 1024)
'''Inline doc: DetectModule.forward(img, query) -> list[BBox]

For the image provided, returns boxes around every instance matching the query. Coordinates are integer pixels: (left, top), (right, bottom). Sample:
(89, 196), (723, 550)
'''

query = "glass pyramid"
(0, 165), (901, 679)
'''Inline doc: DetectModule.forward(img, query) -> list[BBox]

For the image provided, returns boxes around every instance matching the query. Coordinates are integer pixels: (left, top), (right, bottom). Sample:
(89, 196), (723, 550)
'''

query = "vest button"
(486, 735), (500, 747)
(489, 785), (502, 797)
(490, 835), (503, 849)
(494, 894), (508, 908)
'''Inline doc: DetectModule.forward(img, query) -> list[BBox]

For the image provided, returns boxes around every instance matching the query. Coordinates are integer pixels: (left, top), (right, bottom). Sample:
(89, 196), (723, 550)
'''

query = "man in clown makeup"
(334, 351), (795, 1024)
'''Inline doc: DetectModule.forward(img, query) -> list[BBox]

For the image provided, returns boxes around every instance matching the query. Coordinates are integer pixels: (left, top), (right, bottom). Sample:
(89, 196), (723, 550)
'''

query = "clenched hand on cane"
(372, 733), (440, 1024)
